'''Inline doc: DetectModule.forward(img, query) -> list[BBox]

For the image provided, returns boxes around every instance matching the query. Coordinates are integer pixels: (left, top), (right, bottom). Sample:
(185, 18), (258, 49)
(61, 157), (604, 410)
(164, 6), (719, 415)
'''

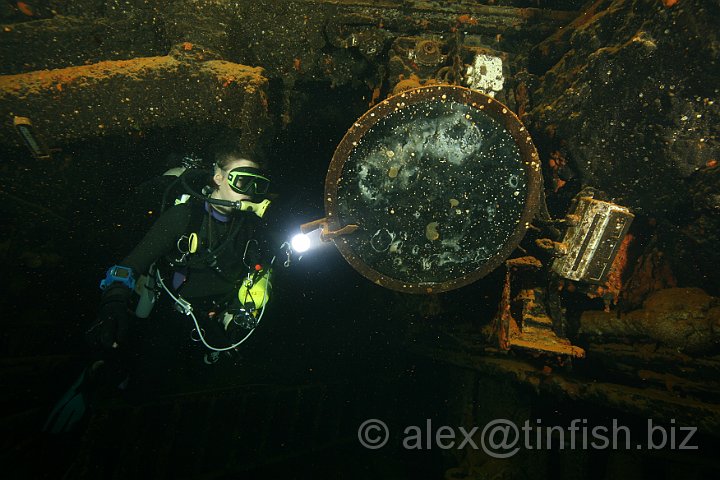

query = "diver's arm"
(90, 205), (193, 351)
(120, 203), (193, 276)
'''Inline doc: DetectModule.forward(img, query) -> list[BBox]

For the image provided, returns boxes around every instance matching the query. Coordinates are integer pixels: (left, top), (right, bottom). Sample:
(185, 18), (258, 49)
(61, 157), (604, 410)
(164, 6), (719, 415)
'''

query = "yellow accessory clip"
(188, 233), (198, 253)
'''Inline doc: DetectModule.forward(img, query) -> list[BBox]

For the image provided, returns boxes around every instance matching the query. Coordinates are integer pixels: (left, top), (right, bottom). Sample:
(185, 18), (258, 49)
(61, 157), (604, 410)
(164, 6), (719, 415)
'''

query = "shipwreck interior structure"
(1, 0), (719, 478)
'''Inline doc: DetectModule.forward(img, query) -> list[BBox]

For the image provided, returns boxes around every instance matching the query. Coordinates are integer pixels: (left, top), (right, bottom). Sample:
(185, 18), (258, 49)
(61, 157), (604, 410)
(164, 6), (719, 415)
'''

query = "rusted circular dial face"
(325, 85), (541, 294)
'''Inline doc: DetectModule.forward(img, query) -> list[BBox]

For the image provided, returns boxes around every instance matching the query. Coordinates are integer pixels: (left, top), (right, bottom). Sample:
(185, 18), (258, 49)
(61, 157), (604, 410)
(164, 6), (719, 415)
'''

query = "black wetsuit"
(124, 200), (261, 308)
(94, 198), (272, 393)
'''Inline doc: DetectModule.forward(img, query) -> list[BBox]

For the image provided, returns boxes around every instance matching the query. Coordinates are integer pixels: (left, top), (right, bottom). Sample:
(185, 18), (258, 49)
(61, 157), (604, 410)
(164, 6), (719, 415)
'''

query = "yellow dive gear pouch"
(238, 269), (271, 310)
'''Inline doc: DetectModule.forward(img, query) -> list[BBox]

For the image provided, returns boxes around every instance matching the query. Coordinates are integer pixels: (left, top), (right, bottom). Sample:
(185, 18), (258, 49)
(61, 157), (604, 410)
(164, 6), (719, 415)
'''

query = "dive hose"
(155, 267), (268, 352)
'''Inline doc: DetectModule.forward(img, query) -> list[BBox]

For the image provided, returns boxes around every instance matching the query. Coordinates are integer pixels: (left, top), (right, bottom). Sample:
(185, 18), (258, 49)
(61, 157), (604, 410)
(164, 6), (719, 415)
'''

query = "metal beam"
(0, 53), (270, 149)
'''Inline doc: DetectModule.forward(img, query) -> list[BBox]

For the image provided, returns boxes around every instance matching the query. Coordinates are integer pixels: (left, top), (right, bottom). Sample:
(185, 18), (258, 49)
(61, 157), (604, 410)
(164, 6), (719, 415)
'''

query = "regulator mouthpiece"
(237, 199), (271, 218)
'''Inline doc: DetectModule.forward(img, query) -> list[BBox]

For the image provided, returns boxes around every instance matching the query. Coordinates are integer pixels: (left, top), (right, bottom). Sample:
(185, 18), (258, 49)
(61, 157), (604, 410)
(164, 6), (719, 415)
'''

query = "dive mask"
(226, 166), (271, 196)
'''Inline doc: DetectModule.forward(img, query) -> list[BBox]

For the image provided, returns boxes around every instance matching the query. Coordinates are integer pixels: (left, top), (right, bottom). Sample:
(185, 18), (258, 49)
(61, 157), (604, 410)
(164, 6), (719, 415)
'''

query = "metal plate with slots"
(552, 196), (633, 284)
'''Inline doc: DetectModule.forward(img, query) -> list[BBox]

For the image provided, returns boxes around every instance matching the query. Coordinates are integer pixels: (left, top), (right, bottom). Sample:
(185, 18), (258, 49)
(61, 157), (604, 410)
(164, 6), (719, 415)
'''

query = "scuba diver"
(44, 140), (278, 434)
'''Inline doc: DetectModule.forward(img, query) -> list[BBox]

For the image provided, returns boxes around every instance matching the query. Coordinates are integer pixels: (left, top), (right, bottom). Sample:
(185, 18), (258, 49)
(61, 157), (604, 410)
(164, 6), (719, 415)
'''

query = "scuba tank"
(134, 268), (158, 318)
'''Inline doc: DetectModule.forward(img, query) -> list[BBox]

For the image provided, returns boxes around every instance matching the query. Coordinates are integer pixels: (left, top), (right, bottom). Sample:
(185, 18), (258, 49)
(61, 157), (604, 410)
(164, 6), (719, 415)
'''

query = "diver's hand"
(89, 284), (132, 350)
(96, 301), (130, 349)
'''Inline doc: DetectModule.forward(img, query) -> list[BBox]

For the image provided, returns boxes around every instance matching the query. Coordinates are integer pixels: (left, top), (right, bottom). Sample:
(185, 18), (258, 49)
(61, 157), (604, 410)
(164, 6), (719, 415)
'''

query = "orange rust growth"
(0, 57), (265, 97)
(507, 324), (586, 358)
(182, 42), (193, 51)
(391, 74), (439, 95)
(293, 58), (302, 72)
(259, 91), (268, 110)
(542, 365), (553, 375)
(621, 248), (677, 309)
(16, 2), (33, 16)
(0, 57), (170, 94)
(586, 233), (633, 310)
(707, 159), (717, 168)
(548, 151), (567, 191)
(506, 256), (543, 269)
(515, 82), (529, 118)
(534, 238), (555, 252)
(495, 267), (584, 359)
(495, 270), (513, 350)
(368, 86), (381, 107)
(392, 74), (422, 95)
(457, 14), (478, 25)
(509, 289), (585, 358)
(582, 288), (719, 353)
(0, 57), (269, 149)
(572, 0), (607, 28)
(662, 0), (678, 7)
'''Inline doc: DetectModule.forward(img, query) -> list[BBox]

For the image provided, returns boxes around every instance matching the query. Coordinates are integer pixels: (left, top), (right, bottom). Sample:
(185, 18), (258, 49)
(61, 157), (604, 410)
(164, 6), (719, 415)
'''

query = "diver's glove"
(91, 284), (133, 350)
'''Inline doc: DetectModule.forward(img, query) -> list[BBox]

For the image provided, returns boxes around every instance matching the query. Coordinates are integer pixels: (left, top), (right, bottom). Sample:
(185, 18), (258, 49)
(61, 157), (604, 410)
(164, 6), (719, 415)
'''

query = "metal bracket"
(300, 217), (359, 242)
(495, 257), (585, 359)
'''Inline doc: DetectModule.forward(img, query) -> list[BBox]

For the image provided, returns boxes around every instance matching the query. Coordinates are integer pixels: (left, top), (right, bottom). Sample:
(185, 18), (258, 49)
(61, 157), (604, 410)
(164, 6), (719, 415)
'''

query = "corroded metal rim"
(325, 85), (542, 294)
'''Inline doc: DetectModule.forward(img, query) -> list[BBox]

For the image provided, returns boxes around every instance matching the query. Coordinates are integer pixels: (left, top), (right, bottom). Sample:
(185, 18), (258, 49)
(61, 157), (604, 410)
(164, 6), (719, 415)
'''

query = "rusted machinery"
(297, 84), (634, 359)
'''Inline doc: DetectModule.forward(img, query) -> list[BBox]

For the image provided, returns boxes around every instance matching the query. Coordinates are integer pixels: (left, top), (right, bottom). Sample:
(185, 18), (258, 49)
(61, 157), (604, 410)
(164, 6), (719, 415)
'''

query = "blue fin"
(43, 369), (88, 434)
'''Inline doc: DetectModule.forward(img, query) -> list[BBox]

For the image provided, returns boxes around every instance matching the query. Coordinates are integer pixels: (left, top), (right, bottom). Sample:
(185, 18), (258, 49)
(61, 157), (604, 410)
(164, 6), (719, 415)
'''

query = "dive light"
(291, 233), (311, 253)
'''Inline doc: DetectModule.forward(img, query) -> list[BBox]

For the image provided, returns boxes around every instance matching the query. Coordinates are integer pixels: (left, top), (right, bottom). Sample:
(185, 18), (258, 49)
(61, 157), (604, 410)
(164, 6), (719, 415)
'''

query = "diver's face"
(213, 158), (258, 203)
